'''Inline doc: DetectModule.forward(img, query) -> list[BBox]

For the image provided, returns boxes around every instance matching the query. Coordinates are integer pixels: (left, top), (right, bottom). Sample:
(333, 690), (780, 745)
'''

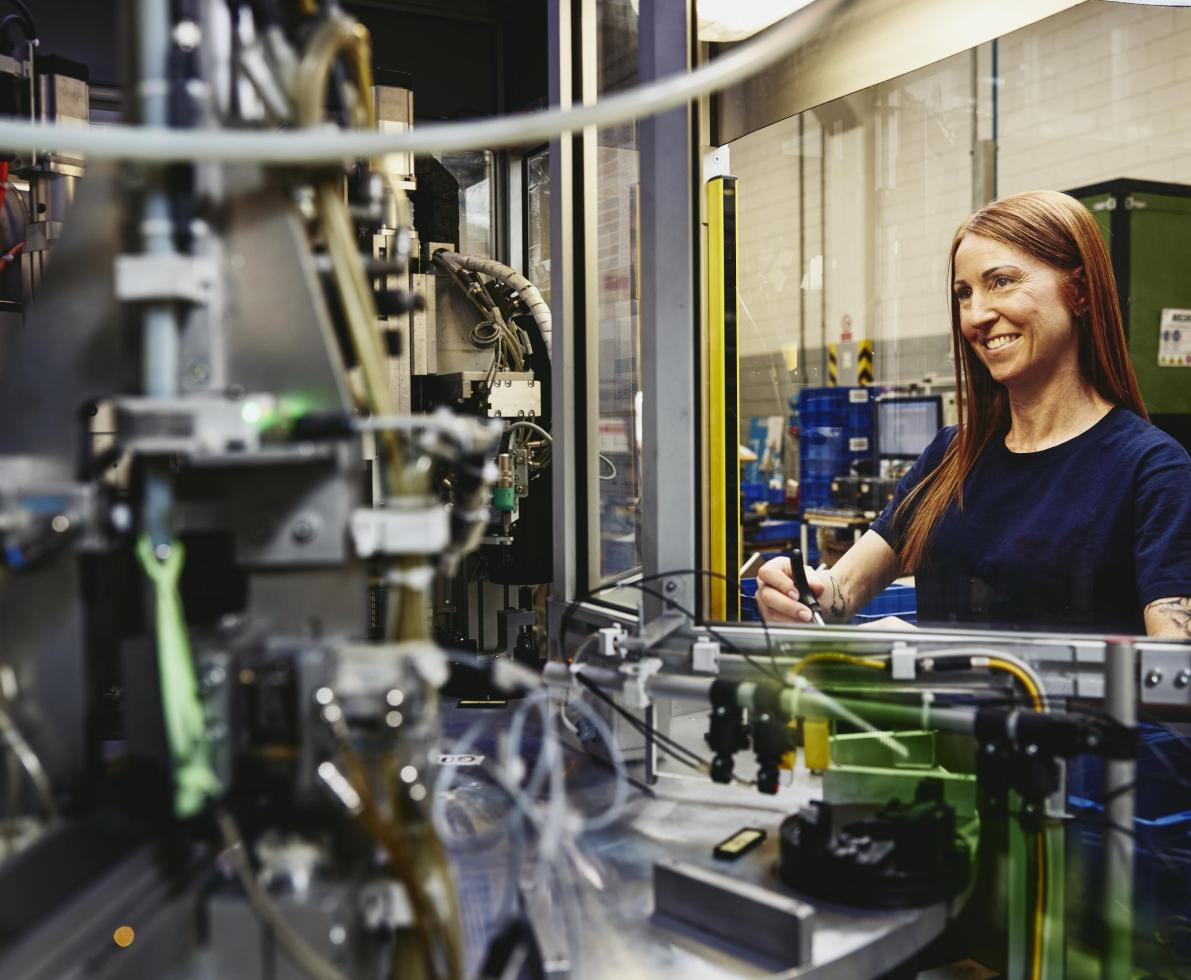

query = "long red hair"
(894, 190), (1148, 572)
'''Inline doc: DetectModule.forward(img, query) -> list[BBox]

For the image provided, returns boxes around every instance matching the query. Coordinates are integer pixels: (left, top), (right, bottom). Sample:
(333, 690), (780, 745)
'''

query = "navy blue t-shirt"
(870, 407), (1191, 634)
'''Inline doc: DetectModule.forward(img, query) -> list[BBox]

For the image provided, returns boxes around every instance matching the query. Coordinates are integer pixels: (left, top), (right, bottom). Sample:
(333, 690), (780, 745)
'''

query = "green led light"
(241, 401), (263, 425)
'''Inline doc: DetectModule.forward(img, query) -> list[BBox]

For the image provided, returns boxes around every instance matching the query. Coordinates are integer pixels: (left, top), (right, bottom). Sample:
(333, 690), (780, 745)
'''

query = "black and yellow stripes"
(858, 339), (874, 386)
(707, 176), (740, 620)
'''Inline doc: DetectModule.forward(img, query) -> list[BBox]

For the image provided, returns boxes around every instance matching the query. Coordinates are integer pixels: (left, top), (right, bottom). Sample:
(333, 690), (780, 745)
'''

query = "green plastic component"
(492, 485), (516, 512)
(137, 535), (222, 818)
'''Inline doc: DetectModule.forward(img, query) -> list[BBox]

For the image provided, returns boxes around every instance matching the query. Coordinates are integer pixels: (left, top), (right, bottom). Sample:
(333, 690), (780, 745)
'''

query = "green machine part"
(1071, 178), (1191, 452)
(492, 485), (516, 512)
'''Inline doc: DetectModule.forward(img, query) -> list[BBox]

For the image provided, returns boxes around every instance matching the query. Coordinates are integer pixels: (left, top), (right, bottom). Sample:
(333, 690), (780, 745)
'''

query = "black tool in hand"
(787, 549), (825, 625)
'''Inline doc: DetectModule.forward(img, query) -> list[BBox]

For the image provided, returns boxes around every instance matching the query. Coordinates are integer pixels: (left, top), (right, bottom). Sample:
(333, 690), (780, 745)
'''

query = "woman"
(757, 191), (1191, 637)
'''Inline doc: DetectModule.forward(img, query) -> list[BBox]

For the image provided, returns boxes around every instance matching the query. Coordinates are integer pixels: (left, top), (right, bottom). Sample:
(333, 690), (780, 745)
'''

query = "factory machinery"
(0, 1), (1187, 979)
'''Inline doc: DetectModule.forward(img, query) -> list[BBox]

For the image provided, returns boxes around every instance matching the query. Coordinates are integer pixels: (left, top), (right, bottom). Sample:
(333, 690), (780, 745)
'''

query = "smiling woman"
(756, 191), (1191, 638)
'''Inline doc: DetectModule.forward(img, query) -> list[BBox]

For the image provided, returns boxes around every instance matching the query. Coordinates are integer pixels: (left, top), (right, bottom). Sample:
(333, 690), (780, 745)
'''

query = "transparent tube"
(0, 0), (846, 162)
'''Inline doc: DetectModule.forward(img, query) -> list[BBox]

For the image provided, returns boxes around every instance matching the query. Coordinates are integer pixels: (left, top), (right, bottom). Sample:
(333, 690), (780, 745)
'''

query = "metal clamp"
(621, 657), (663, 710)
(598, 624), (625, 658)
(350, 505), (450, 557)
(691, 637), (720, 674)
(115, 252), (219, 305)
(114, 395), (268, 456)
(891, 642), (917, 681)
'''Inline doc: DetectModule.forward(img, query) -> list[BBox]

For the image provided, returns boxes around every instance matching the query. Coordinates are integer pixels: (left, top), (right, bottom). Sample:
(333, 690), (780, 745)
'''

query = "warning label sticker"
(1159, 308), (1191, 367)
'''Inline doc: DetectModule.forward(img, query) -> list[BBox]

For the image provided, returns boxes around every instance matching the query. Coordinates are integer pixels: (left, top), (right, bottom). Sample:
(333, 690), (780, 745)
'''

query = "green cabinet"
(1070, 179), (1191, 452)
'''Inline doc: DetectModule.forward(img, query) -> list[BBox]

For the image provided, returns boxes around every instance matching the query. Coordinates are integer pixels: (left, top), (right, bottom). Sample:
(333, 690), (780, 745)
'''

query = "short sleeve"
(1133, 438), (1191, 607)
(870, 425), (958, 551)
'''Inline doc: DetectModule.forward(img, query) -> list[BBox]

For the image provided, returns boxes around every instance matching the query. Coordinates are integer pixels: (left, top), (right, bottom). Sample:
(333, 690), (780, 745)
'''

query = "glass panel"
(525, 148), (551, 309)
(595, 0), (643, 583)
(729, 0), (1191, 637)
(434, 150), (495, 258)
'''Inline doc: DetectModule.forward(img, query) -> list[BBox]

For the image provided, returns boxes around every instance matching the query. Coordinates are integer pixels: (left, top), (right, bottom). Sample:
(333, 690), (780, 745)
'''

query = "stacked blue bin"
(852, 583), (917, 624)
(798, 387), (876, 565)
(1065, 725), (1191, 961)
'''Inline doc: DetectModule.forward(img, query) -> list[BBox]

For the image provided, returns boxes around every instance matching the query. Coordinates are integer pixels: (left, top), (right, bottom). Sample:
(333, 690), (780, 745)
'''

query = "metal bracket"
(621, 609), (687, 656)
(114, 395), (266, 456)
(115, 253), (219, 305)
(350, 505), (450, 557)
(691, 637), (720, 674)
(1139, 646), (1191, 706)
(621, 657), (663, 710)
(890, 642), (917, 681)
(597, 624), (625, 658)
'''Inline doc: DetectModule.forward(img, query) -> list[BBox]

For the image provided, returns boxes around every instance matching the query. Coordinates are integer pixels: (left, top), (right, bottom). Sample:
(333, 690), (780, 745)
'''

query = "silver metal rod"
(138, 0), (181, 550)
(1103, 637), (1135, 979)
(546, 662), (977, 735)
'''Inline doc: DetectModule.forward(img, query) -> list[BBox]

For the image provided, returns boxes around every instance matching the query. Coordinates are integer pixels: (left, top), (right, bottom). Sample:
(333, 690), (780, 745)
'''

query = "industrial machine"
(0, 2), (551, 976)
(0, 2), (1185, 979)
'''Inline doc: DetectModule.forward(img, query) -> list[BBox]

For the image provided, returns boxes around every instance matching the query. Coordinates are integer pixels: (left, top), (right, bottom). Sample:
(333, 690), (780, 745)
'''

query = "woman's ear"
(1069, 266), (1089, 315)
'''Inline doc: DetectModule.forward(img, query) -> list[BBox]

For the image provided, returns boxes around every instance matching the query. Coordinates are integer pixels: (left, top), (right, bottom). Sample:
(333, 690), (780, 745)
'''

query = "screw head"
(1025, 743), (1038, 756)
(1145, 668), (1164, 688)
(664, 580), (678, 593)
(291, 519), (315, 543)
(1175, 669), (1191, 690)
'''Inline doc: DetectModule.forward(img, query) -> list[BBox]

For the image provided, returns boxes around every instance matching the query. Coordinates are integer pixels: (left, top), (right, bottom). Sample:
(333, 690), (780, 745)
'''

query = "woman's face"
(953, 233), (1082, 391)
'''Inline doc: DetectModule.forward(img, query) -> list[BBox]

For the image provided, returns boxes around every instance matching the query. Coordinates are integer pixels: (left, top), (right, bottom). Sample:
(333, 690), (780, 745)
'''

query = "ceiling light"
(697, 0), (817, 42)
(628, 0), (817, 43)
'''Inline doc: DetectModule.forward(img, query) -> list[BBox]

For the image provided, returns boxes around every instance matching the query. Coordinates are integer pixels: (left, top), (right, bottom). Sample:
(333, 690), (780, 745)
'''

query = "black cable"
(558, 736), (655, 798)
(574, 671), (709, 768)
(613, 580), (786, 684)
(0, 0), (34, 35)
(573, 671), (712, 774)
(560, 569), (786, 684)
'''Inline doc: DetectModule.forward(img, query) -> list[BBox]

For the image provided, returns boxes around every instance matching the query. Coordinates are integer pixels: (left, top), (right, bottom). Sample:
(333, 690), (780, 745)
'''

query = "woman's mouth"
(985, 333), (1021, 352)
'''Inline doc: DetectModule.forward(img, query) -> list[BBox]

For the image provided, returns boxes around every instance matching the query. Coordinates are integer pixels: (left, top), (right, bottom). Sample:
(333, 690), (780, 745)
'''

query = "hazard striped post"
(858, 339), (874, 386)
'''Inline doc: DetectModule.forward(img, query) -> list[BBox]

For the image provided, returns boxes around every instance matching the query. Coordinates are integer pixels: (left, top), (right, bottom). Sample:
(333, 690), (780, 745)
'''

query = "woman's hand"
(753, 531), (901, 626)
(756, 556), (829, 624)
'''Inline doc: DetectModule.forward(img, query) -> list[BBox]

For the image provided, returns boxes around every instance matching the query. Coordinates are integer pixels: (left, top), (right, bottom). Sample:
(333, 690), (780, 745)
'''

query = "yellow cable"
(987, 658), (1044, 712)
(789, 652), (887, 676)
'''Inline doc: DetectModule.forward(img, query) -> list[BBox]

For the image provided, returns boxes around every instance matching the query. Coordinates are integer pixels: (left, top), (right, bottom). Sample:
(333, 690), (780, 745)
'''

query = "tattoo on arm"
(1149, 597), (1191, 637)
(827, 573), (847, 622)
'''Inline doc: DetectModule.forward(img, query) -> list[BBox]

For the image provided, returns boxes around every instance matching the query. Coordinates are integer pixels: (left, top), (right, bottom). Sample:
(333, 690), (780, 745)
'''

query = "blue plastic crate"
(1064, 725), (1191, 962)
(751, 519), (801, 543)
(798, 387), (876, 517)
(849, 583), (917, 625)
(741, 481), (767, 507)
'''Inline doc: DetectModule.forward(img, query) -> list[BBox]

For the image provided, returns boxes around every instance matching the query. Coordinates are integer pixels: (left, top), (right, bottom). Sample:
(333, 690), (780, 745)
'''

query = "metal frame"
(549, 0), (579, 603)
(637, 0), (697, 621)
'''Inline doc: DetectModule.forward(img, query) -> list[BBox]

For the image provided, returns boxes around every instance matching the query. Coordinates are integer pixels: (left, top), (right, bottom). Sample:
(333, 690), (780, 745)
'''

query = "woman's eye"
(993, 275), (1012, 288)
(955, 287), (971, 301)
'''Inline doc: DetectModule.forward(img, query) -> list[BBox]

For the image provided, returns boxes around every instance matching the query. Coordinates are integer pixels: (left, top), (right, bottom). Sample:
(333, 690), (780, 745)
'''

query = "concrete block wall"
(729, 0), (1191, 429)
(998, 2), (1191, 193)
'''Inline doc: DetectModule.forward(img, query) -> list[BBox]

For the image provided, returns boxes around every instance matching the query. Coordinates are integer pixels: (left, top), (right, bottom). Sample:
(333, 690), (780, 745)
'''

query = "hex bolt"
(1176, 669), (1191, 690)
(202, 665), (226, 691)
(1145, 668), (1164, 688)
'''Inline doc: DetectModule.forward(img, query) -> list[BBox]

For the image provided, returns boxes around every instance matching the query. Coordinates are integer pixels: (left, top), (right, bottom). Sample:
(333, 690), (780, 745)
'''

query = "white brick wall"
(730, 0), (1191, 411)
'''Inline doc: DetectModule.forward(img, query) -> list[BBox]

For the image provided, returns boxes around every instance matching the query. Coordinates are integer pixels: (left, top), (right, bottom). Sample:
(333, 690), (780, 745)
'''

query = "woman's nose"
(965, 293), (997, 330)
